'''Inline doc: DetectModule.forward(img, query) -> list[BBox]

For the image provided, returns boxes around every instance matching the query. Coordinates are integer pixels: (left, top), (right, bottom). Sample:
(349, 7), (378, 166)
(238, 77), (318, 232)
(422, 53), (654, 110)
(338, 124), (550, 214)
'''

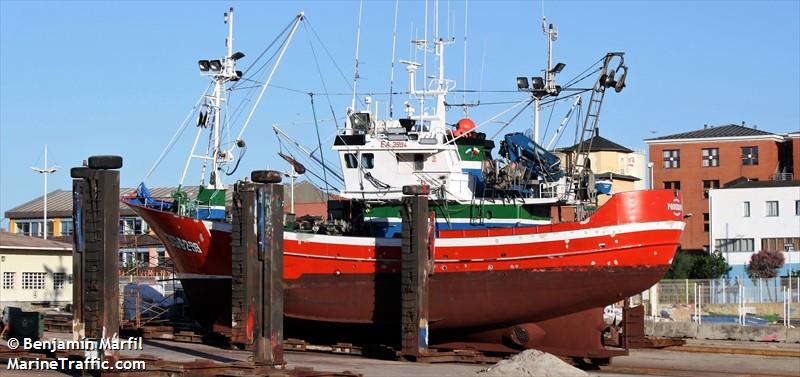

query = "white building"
(0, 231), (73, 312)
(709, 180), (800, 278)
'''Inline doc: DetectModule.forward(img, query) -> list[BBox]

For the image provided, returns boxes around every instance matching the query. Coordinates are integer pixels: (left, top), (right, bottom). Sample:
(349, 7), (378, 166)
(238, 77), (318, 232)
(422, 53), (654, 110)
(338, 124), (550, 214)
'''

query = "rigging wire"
(304, 18), (356, 93)
(540, 94), (558, 143)
(488, 98), (536, 140)
(304, 22), (340, 130)
(142, 83), (212, 184)
(310, 94), (331, 198)
(231, 18), (296, 89)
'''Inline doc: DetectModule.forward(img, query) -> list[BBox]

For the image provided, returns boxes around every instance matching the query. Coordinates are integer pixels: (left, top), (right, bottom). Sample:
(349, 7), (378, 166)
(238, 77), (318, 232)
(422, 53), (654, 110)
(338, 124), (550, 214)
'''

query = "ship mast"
(533, 16), (560, 145)
(401, 0), (453, 134)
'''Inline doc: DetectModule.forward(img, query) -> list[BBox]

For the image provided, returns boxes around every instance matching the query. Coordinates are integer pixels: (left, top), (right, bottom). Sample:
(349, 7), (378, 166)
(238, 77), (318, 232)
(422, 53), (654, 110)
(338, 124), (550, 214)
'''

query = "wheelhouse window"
(702, 148), (719, 167)
(414, 154), (425, 171)
(361, 153), (374, 169)
(741, 146), (759, 166)
(662, 149), (680, 169)
(344, 153), (358, 169)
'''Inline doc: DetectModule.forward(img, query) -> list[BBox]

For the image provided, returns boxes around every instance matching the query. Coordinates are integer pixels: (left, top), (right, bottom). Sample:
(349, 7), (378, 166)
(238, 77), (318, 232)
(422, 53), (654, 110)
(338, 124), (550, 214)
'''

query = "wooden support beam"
(400, 185), (431, 359)
(70, 156), (123, 362)
(231, 171), (285, 366)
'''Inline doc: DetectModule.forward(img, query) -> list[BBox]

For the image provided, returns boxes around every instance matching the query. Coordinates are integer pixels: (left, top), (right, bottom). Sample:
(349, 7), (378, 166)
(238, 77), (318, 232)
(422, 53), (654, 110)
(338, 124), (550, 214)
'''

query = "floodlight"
(516, 77), (529, 90)
(550, 62), (566, 74)
(209, 60), (222, 72)
(198, 60), (210, 72)
(531, 77), (545, 90)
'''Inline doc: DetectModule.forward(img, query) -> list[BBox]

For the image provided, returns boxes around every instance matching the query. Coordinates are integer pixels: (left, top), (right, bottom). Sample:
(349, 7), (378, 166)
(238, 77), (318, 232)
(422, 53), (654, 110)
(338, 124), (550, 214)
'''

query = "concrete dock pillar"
(231, 170), (284, 365)
(400, 185), (432, 359)
(70, 155), (123, 358)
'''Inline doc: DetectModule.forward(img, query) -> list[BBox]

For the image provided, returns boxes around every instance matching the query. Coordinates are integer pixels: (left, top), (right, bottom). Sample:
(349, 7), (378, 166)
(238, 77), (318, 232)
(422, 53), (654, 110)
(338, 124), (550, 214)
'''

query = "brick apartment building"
(645, 123), (799, 253)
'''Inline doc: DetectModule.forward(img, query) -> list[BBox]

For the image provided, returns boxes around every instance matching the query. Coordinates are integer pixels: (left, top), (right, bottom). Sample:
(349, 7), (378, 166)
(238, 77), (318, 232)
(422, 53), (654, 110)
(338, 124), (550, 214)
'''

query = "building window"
(743, 201), (750, 217)
(703, 213), (710, 232)
(119, 217), (144, 235)
(344, 153), (358, 169)
(796, 200), (800, 216)
(61, 219), (74, 236)
(662, 149), (680, 169)
(14, 220), (53, 237)
(766, 201), (779, 217)
(702, 148), (719, 167)
(761, 238), (800, 252)
(714, 238), (755, 252)
(2, 272), (14, 289)
(664, 181), (681, 190)
(702, 180), (720, 198)
(16, 221), (31, 235)
(741, 146), (759, 166)
(21, 272), (46, 290)
(361, 153), (375, 169)
(52, 272), (66, 289)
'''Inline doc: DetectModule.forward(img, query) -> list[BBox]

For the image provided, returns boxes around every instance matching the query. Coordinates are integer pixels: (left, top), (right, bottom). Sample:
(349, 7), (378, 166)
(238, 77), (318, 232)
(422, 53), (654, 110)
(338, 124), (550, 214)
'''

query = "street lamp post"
(31, 145), (59, 239)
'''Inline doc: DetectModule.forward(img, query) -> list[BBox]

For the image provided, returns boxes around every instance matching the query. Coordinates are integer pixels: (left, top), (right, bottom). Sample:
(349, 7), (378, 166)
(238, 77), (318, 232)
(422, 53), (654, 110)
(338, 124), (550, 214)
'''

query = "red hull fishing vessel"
(127, 189), (684, 333)
(125, 6), (684, 355)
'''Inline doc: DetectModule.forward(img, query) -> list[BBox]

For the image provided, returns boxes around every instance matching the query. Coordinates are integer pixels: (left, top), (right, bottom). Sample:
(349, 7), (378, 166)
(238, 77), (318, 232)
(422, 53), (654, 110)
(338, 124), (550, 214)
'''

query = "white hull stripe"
(284, 221), (685, 248)
(284, 242), (665, 264)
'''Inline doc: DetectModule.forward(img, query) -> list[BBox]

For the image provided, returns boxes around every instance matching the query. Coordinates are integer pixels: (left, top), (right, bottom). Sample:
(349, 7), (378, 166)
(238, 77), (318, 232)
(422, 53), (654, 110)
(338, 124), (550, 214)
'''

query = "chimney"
(742, 121), (746, 127)
(703, 124), (708, 129)
(594, 127), (599, 138)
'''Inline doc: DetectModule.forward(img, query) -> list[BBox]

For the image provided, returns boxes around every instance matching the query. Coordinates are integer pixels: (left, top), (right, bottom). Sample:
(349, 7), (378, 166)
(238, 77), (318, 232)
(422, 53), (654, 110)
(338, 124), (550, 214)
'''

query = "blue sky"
(1, 0), (799, 227)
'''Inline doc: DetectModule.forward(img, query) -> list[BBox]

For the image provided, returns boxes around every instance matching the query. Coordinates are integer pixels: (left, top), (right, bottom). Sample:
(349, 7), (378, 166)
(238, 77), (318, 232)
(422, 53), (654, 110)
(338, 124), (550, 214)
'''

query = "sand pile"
(478, 349), (588, 377)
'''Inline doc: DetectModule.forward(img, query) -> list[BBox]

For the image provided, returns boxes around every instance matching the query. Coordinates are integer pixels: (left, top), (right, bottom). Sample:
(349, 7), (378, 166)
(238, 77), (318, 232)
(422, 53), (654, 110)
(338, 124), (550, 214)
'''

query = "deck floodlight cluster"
(198, 60), (211, 72)
(516, 77), (529, 90)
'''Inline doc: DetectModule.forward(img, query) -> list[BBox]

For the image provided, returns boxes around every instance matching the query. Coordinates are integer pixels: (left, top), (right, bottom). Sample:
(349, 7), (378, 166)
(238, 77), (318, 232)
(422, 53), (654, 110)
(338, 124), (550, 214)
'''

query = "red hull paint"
(125, 189), (684, 331)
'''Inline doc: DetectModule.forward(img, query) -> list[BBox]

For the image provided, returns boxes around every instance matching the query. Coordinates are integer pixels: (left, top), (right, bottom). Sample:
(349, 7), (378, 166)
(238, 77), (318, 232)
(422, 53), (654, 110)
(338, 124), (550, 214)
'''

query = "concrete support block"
(784, 328), (800, 343)
(647, 321), (697, 338)
(697, 323), (739, 340)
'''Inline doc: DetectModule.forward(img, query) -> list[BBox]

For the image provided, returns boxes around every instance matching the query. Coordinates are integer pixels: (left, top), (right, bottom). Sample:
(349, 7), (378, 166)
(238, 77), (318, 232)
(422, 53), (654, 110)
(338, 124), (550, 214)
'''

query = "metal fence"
(645, 277), (799, 327)
(656, 277), (800, 305)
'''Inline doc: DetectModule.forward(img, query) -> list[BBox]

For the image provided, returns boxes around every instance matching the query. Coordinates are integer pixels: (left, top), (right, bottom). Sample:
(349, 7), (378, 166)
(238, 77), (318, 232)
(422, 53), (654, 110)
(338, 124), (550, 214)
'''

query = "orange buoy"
(454, 118), (476, 137)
